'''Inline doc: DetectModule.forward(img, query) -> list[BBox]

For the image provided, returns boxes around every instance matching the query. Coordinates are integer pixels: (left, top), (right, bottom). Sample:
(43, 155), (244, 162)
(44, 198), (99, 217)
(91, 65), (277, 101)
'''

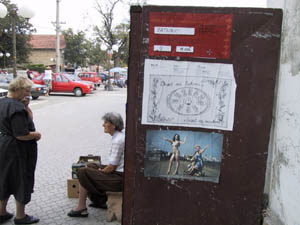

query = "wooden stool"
(106, 192), (123, 222)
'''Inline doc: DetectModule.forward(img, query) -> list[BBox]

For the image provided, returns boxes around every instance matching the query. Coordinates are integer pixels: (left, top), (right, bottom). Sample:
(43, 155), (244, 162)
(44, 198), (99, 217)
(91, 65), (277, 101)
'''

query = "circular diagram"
(167, 87), (210, 116)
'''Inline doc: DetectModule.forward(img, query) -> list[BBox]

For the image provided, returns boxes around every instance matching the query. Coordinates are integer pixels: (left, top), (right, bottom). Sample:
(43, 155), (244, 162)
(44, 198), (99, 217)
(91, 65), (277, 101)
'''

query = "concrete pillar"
(265, 1), (300, 225)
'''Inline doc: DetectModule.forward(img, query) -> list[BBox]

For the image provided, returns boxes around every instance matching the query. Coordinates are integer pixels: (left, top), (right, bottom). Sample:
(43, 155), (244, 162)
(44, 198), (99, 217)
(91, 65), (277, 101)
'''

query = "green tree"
(114, 22), (129, 67)
(26, 64), (45, 73)
(62, 28), (89, 68)
(93, 0), (129, 67)
(0, 0), (35, 68)
(86, 41), (109, 69)
(63, 28), (88, 66)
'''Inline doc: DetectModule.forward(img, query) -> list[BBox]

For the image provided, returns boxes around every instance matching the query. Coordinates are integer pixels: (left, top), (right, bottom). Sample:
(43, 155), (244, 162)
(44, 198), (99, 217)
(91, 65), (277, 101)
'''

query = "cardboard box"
(67, 179), (79, 198)
(71, 155), (101, 179)
(79, 155), (101, 163)
(71, 162), (86, 179)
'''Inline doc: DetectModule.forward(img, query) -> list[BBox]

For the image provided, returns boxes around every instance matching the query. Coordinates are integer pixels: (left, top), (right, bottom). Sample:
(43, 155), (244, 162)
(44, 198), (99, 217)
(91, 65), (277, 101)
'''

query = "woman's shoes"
(0, 212), (13, 223)
(67, 208), (89, 217)
(14, 215), (39, 224)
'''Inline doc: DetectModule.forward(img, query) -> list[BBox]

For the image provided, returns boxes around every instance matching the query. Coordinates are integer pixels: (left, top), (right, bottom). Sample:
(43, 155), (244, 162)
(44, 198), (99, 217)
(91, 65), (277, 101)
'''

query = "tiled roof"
(29, 35), (66, 49)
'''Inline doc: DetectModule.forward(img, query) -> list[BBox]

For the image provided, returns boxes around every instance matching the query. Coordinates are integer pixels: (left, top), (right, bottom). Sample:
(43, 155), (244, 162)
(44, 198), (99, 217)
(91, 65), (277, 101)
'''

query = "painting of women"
(161, 134), (186, 175)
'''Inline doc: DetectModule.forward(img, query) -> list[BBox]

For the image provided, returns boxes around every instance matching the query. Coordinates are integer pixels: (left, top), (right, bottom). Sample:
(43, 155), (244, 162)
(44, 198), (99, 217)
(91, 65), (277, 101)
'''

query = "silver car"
(0, 73), (48, 100)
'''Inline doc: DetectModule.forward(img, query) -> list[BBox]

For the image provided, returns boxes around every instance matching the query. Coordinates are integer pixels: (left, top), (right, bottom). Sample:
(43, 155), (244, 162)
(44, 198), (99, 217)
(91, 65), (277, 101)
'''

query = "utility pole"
(55, 0), (60, 73)
(52, 0), (65, 73)
(12, 9), (17, 77)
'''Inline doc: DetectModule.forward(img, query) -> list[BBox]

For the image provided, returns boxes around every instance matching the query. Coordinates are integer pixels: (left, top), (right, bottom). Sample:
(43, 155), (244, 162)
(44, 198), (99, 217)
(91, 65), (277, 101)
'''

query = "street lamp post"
(0, 52), (11, 69)
(0, 3), (7, 18)
(0, 3), (34, 77)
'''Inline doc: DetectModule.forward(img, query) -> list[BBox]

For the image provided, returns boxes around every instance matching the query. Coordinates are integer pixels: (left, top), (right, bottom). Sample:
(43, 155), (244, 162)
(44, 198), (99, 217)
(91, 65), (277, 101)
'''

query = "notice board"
(124, 5), (282, 225)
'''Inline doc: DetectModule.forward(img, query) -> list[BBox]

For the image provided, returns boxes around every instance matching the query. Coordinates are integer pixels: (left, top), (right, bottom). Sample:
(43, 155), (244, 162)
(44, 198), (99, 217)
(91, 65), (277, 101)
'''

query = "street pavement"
(2, 86), (127, 225)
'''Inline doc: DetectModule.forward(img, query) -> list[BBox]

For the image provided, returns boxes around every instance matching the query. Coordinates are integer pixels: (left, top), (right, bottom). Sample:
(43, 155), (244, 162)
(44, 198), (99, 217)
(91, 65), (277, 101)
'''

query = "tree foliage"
(26, 64), (45, 73)
(114, 22), (130, 67)
(86, 41), (109, 68)
(62, 28), (89, 68)
(93, 0), (129, 67)
(0, 0), (35, 68)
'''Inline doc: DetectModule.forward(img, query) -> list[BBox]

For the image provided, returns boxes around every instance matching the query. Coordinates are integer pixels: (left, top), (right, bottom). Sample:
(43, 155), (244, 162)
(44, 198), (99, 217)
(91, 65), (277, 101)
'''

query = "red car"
(78, 72), (102, 87)
(33, 73), (93, 96)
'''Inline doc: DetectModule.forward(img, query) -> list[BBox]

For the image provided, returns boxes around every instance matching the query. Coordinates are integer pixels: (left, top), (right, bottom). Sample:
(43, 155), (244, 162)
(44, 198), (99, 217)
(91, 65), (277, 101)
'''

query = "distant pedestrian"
(0, 76), (41, 224)
(43, 66), (52, 96)
(68, 112), (125, 217)
(26, 69), (32, 80)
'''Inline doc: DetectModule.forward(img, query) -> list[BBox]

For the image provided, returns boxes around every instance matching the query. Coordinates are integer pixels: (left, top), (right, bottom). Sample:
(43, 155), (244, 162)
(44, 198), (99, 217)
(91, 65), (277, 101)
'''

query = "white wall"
(265, 0), (300, 225)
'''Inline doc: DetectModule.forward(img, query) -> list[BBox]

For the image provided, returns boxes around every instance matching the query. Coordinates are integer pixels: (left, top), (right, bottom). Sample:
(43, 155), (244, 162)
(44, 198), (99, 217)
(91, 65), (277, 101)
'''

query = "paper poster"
(149, 12), (233, 59)
(142, 59), (236, 131)
(144, 129), (224, 183)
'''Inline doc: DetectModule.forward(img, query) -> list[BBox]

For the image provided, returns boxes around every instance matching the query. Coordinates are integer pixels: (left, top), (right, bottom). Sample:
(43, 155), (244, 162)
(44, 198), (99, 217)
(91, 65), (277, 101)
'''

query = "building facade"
(28, 34), (65, 70)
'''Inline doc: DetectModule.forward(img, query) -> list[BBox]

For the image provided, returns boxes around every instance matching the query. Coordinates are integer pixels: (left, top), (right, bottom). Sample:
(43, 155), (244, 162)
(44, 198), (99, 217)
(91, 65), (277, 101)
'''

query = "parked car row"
(77, 72), (102, 87)
(1, 70), (125, 99)
(33, 73), (94, 97)
(68, 74), (97, 90)
(0, 72), (48, 99)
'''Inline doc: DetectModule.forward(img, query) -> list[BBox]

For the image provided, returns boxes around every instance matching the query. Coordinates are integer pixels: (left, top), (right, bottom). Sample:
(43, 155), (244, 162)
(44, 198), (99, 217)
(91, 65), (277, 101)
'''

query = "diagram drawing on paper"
(142, 59), (236, 131)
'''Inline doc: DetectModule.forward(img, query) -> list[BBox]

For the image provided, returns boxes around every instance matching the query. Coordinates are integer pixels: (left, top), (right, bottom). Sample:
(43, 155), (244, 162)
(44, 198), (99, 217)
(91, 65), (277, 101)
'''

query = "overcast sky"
(11, 0), (267, 38)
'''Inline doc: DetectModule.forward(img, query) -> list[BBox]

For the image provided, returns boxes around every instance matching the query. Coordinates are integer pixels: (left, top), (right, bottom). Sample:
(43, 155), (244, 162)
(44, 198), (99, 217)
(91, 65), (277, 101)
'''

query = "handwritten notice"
(142, 59), (236, 131)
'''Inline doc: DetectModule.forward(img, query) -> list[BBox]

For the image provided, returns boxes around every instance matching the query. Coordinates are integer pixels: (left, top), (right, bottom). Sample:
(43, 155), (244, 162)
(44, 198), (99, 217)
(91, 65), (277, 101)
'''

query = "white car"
(0, 88), (8, 97)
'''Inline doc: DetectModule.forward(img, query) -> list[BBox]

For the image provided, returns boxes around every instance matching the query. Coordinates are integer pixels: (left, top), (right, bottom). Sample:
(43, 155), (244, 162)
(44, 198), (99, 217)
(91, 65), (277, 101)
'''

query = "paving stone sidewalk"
(2, 87), (126, 225)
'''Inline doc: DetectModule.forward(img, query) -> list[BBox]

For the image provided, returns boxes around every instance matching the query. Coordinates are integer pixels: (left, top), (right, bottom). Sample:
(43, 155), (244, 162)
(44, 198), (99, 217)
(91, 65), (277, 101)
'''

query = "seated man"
(68, 112), (125, 217)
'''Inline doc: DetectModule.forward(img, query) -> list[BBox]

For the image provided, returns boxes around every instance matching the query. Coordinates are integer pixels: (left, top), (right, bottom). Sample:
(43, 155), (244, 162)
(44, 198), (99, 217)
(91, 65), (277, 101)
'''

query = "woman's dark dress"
(0, 97), (37, 204)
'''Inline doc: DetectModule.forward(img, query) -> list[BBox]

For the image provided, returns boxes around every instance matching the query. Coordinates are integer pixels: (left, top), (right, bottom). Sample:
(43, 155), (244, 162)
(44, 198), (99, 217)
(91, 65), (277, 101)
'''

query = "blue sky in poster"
(146, 129), (223, 161)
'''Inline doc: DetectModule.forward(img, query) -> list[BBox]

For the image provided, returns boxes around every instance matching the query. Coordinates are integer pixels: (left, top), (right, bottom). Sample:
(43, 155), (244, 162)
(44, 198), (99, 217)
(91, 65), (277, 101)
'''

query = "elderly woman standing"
(68, 112), (125, 217)
(0, 77), (41, 224)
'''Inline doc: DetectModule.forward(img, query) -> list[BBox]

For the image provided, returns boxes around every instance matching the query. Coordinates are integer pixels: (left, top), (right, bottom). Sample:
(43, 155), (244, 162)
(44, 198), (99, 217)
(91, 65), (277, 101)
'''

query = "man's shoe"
(14, 215), (39, 224)
(0, 212), (13, 223)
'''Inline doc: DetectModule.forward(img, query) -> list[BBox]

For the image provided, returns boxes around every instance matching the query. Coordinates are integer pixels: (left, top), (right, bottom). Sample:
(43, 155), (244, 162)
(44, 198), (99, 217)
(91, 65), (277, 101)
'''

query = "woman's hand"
(34, 132), (42, 141)
(16, 131), (41, 141)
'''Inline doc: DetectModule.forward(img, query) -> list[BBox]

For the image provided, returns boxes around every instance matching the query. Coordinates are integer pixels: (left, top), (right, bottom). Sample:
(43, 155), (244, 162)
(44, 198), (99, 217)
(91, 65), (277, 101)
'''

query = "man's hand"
(101, 164), (117, 173)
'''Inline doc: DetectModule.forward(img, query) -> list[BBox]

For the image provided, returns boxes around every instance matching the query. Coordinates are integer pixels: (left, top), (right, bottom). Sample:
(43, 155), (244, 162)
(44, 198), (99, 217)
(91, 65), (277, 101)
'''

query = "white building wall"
(265, 0), (300, 225)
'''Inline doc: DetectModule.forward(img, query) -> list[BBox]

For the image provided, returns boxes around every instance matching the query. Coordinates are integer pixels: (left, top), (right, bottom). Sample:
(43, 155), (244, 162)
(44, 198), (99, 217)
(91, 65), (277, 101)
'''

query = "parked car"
(16, 70), (28, 77)
(0, 88), (8, 97)
(33, 73), (93, 97)
(0, 73), (48, 99)
(30, 84), (49, 99)
(68, 74), (97, 90)
(98, 73), (109, 83)
(30, 71), (41, 78)
(78, 72), (102, 87)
